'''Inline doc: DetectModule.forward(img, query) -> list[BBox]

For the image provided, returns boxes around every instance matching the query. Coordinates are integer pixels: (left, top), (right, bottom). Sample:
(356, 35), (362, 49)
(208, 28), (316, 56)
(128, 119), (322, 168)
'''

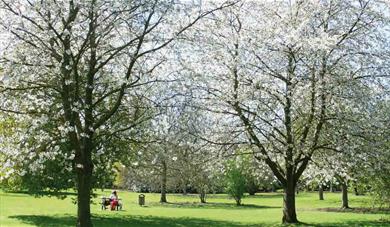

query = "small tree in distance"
(224, 160), (246, 206)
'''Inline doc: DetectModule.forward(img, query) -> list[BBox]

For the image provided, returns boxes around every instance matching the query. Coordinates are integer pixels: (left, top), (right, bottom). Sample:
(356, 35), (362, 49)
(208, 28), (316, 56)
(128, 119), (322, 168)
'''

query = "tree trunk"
(160, 160), (167, 203)
(341, 181), (349, 209)
(319, 184), (324, 200)
(282, 178), (298, 223)
(281, 66), (299, 224)
(182, 186), (187, 195)
(199, 191), (206, 203)
(330, 182), (334, 192)
(76, 172), (92, 227)
(247, 179), (257, 195)
(235, 197), (241, 206)
(354, 186), (359, 196)
(76, 146), (93, 227)
(182, 180), (187, 195)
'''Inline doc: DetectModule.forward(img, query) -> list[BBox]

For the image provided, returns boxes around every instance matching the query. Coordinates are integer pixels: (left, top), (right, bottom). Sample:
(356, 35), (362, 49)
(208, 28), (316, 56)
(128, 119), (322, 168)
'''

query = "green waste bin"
(138, 194), (145, 206)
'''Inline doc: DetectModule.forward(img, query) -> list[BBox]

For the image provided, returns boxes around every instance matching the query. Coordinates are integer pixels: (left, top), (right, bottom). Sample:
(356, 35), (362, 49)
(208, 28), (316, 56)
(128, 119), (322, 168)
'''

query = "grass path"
(0, 190), (389, 226)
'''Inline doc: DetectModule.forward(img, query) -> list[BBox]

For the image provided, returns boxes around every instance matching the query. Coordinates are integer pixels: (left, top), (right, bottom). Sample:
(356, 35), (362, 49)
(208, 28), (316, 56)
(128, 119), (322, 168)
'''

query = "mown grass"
(0, 190), (389, 226)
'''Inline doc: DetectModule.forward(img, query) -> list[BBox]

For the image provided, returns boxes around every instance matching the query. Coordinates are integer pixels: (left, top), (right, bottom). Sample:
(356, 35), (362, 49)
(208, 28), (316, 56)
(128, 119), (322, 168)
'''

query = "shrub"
(224, 161), (246, 206)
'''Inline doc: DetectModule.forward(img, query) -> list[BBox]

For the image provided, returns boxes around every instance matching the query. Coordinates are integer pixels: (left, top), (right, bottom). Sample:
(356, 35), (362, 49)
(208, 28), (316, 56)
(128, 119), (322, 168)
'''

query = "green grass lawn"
(0, 190), (389, 226)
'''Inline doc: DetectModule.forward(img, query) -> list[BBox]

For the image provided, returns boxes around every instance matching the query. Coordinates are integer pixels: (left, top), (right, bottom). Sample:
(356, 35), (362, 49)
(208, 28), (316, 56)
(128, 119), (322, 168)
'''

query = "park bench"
(100, 197), (122, 211)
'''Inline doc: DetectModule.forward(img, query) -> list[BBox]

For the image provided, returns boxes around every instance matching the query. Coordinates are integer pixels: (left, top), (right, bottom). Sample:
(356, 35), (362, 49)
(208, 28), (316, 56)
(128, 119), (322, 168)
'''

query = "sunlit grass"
(0, 190), (389, 226)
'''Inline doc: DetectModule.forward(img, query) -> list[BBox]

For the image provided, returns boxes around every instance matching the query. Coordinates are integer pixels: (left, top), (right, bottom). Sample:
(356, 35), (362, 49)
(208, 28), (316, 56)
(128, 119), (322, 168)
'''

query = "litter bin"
(138, 194), (145, 206)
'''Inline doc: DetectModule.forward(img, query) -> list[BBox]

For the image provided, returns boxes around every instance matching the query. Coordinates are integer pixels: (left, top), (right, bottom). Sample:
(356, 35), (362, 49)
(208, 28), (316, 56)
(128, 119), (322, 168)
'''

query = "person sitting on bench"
(110, 190), (119, 210)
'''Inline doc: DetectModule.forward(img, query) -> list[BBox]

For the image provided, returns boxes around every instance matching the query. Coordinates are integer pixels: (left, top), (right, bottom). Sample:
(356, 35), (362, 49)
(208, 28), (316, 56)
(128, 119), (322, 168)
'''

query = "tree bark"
(160, 160), (167, 203)
(282, 56), (299, 224)
(341, 181), (349, 209)
(235, 198), (241, 206)
(319, 184), (324, 200)
(76, 171), (92, 227)
(75, 145), (93, 227)
(282, 177), (298, 223)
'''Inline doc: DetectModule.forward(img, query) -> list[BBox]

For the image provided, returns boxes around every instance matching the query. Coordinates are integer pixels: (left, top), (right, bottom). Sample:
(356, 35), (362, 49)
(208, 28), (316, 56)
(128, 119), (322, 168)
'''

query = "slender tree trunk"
(330, 182), (334, 192)
(305, 184), (310, 192)
(247, 179), (257, 195)
(160, 160), (167, 203)
(319, 184), (324, 200)
(199, 191), (206, 203)
(341, 181), (349, 209)
(282, 177), (298, 223)
(354, 185), (359, 196)
(182, 183), (187, 195)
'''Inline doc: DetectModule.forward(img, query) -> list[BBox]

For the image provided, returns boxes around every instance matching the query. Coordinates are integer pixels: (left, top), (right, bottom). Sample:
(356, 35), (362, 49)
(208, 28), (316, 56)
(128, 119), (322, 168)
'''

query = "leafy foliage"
(224, 160), (246, 206)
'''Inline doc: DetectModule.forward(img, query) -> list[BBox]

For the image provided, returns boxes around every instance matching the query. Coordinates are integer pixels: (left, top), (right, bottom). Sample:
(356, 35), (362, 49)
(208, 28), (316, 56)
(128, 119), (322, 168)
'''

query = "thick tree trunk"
(76, 145), (93, 227)
(235, 198), (241, 206)
(160, 160), (167, 203)
(281, 63), (299, 224)
(341, 182), (349, 209)
(319, 184), (324, 200)
(76, 171), (92, 227)
(282, 178), (298, 223)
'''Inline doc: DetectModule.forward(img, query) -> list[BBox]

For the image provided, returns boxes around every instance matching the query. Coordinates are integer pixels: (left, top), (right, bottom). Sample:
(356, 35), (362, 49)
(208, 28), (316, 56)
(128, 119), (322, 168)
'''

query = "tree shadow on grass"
(316, 207), (390, 215)
(173, 193), (284, 199)
(4, 190), (77, 198)
(311, 219), (390, 227)
(10, 214), (390, 227)
(148, 201), (281, 210)
(10, 214), (264, 227)
(247, 193), (284, 199)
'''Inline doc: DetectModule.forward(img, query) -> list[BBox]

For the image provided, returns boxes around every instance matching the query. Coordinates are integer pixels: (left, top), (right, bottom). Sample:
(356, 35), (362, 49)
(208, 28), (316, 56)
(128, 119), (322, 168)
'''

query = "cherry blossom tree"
(0, 0), (236, 226)
(179, 0), (388, 223)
